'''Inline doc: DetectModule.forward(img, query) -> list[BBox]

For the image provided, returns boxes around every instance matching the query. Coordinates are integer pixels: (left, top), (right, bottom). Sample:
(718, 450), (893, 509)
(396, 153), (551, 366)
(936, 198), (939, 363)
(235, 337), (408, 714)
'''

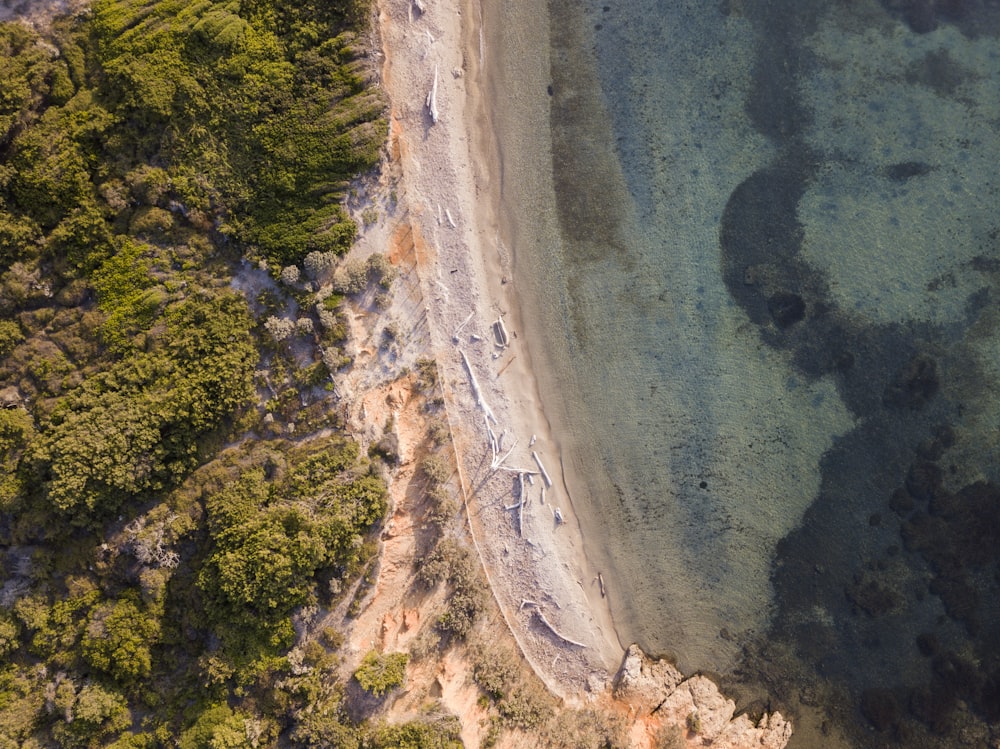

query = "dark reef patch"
(883, 161), (933, 182)
(881, 0), (1000, 37)
(718, 0), (1000, 747)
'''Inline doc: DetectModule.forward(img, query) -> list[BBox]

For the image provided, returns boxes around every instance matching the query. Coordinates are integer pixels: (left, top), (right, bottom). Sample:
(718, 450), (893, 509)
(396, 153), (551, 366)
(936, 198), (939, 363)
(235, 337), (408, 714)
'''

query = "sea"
(483, 0), (1000, 746)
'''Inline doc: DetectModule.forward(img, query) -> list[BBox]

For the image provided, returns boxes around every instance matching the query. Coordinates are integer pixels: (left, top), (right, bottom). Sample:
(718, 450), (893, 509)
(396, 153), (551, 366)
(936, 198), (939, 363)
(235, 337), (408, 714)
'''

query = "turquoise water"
(488, 0), (1000, 746)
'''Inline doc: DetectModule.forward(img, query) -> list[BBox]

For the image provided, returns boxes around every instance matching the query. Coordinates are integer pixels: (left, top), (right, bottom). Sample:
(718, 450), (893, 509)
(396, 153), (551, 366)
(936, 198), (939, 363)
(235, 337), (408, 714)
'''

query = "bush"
(368, 717), (462, 749)
(542, 709), (630, 749)
(369, 432), (399, 465)
(414, 358), (438, 391)
(420, 455), (450, 486)
(366, 253), (396, 288)
(303, 251), (337, 282)
(418, 540), (487, 639)
(265, 316), (296, 342)
(0, 319), (25, 356)
(353, 650), (408, 697)
(332, 259), (368, 295)
(426, 484), (457, 530)
(427, 419), (451, 448)
(471, 642), (554, 730)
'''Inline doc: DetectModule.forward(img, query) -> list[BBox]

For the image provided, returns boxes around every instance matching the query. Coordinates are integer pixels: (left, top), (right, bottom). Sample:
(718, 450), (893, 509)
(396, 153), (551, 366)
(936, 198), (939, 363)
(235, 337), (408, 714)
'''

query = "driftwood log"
(533, 608), (586, 648)
(532, 451), (553, 488)
(426, 64), (439, 124)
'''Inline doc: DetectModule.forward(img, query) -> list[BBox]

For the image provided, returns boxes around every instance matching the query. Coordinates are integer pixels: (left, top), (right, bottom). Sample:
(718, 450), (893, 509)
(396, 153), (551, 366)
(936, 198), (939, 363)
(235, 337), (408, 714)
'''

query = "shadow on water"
(720, 1), (1000, 747)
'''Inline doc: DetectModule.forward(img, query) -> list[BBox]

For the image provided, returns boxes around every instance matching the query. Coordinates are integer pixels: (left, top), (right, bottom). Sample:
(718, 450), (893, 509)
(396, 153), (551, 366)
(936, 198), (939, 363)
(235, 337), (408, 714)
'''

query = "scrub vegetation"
(0, 0), (475, 745)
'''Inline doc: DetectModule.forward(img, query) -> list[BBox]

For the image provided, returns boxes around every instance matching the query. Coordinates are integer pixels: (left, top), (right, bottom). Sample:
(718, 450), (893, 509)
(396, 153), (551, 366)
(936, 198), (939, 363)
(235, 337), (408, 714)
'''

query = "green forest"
(0, 0), (468, 745)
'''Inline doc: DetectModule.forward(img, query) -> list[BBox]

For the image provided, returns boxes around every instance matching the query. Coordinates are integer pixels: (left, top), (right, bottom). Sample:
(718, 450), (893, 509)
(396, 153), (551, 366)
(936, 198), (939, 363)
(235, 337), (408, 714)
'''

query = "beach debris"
(445, 207), (456, 227)
(492, 317), (510, 347)
(598, 572), (606, 598)
(502, 472), (526, 535)
(437, 203), (443, 225)
(525, 472), (534, 486)
(461, 349), (496, 423)
(518, 471), (528, 535)
(520, 599), (538, 610)
(426, 64), (439, 124)
(412, 0), (425, 15)
(490, 434), (518, 472)
(553, 507), (564, 525)
(452, 311), (474, 343)
(498, 466), (537, 476)
(540, 486), (546, 505)
(532, 451), (553, 488)
(533, 607), (586, 648)
(470, 333), (482, 342)
(496, 354), (517, 377)
(529, 434), (536, 447)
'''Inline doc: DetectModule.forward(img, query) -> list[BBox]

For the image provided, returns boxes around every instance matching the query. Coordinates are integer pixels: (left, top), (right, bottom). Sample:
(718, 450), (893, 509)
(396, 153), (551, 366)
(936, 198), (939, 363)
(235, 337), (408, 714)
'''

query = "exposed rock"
(613, 644), (683, 712)
(0, 386), (22, 408)
(402, 608), (419, 631)
(613, 644), (792, 748)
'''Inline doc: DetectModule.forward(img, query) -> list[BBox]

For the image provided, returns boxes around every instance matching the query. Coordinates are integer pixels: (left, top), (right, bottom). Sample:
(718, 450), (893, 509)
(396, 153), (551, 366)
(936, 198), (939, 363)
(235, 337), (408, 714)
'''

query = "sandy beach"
(371, 1), (794, 745)
(375, 0), (624, 695)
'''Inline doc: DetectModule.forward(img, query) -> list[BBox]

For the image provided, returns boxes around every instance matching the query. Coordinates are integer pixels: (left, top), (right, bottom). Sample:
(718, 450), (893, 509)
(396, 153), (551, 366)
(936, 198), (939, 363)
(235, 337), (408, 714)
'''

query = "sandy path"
(375, 0), (624, 698)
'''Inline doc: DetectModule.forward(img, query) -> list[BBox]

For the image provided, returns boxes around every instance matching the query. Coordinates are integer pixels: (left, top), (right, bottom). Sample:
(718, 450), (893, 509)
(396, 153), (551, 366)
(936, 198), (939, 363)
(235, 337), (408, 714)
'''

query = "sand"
(373, 4), (794, 745)
(374, 0), (624, 696)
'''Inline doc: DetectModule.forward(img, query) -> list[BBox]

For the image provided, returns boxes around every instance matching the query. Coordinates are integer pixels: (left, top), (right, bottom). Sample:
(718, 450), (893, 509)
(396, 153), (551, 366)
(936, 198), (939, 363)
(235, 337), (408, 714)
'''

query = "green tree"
(353, 650), (408, 697)
(81, 598), (160, 685)
(52, 683), (131, 749)
(178, 703), (251, 749)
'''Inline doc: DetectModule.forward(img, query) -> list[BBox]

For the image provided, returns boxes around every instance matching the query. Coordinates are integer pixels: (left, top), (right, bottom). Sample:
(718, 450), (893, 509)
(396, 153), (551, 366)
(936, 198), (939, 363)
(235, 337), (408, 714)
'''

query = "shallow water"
(488, 0), (1000, 746)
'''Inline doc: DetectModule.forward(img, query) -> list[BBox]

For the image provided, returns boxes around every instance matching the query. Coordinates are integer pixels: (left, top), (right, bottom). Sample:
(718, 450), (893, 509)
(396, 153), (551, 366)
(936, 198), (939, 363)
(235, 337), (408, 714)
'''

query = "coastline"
(374, 0), (624, 694)
(373, 2), (792, 746)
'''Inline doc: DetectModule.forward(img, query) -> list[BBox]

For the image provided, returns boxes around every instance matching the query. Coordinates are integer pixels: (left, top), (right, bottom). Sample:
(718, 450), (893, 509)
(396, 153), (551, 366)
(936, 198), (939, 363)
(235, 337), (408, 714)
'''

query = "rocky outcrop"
(613, 644), (792, 749)
(613, 644), (685, 712)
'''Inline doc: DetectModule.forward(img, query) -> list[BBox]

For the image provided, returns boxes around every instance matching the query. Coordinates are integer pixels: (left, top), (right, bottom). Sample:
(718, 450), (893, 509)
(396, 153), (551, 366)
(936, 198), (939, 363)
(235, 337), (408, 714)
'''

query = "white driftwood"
(540, 486), (546, 505)
(529, 434), (536, 447)
(532, 451), (553, 488)
(461, 350), (496, 423)
(535, 609), (586, 648)
(520, 599), (538, 610)
(486, 417), (499, 465)
(598, 573), (606, 598)
(413, 0), (425, 14)
(445, 208), (456, 228)
(553, 507), (564, 524)
(426, 65), (439, 124)
(491, 437), (518, 472)
(517, 472), (526, 536)
(492, 317), (510, 347)
(452, 311), (474, 342)
(498, 466), (536, 477)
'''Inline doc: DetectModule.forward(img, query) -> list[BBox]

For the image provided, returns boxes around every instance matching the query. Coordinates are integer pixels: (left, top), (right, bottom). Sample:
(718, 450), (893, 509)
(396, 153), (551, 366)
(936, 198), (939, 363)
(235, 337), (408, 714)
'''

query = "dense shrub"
(353, 650), (409, 696)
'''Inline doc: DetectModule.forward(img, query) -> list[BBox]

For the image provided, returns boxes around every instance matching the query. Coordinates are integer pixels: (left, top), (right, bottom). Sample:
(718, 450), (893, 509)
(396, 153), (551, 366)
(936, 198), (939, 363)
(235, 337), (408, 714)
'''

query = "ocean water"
(485, 0), (1000, 746)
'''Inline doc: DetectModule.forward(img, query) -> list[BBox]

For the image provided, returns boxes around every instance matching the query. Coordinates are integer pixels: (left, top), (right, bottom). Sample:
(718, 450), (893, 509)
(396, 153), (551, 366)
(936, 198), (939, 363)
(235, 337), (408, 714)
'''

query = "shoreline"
(375, 0), (624, 694)
(373, 3), (792, 745)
